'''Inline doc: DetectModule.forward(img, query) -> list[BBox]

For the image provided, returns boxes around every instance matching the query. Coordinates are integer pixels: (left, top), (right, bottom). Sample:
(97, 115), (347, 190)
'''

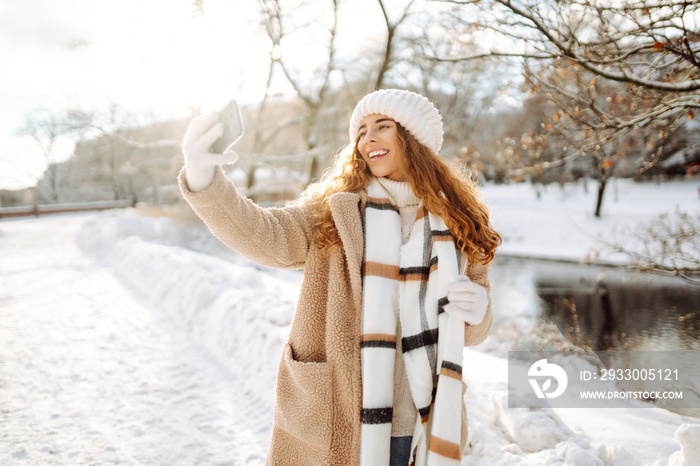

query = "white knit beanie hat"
(349, 88), (443, 154)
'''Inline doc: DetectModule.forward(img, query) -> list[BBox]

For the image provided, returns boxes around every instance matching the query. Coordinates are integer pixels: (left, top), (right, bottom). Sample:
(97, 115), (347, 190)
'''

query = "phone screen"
(210, 100), (244, 153)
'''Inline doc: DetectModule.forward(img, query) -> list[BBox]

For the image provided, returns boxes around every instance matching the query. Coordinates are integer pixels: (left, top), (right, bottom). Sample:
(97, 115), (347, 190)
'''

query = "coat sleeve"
(178, 166), (315, 269)
(463, 261), (494, 346)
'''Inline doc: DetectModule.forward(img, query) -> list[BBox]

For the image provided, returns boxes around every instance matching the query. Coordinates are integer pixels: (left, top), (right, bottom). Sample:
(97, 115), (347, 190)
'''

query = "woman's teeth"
(369, 150), (388, 159)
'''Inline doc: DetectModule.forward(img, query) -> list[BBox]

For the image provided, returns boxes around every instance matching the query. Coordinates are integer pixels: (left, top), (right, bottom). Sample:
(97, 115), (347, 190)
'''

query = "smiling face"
(357, 113), (406, 181)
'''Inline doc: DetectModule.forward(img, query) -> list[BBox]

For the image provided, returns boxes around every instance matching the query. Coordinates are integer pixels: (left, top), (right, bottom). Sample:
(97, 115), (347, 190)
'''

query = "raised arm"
(179, 113), (315, 269)
(179, 167), (314, 269)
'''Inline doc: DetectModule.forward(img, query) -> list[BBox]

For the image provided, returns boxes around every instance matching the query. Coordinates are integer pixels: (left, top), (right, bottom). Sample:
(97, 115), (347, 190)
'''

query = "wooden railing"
(0, 199), (136, 219)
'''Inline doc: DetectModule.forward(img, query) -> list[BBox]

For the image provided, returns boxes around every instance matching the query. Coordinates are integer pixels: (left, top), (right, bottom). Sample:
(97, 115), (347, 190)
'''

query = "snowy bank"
(461, 349), (697, 465)
(77, 211), (301, 438)
(482, 177), (699, 264)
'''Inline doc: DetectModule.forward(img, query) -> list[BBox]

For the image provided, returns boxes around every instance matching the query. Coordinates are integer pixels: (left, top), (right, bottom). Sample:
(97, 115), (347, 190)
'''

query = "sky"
(0, 0), (271, 117)
(0, 0), (393, 190)
(0, 0), (268, 189)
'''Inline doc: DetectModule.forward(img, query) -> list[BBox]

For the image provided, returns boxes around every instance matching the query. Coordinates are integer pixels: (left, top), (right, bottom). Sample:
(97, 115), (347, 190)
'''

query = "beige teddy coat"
(178, 167), (493, 465)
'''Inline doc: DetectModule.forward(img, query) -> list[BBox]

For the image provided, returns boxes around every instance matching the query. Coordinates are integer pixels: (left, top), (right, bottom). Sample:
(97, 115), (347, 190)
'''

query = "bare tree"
(18, 110), (78, 202)
(365, 28), (510, 187)
(430, 0), (699, 216)
(82, 104), (142, 201)
(257, 0), (344, 180)
(258, 0), (335, 143)
(431, 0), (699, 145)
(517, 66), (660, 216)
(374, 0), (418, 90)
(255, 0), (432, 181)
(68, 104), (181, 203)
(588, 208), (700, 284)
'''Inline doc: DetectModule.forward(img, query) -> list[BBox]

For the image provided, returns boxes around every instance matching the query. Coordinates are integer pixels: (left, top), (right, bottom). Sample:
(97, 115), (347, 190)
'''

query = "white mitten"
(182, 112), (240, 192)
(444, 275), (489, 326)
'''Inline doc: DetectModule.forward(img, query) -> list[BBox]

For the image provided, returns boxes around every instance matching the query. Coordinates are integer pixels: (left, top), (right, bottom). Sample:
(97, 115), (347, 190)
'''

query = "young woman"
(179, 89), (501, 466)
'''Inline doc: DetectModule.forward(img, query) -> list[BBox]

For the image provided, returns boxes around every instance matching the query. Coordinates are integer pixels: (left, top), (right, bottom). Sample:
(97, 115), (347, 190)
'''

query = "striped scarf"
(360, 178), (465, 465)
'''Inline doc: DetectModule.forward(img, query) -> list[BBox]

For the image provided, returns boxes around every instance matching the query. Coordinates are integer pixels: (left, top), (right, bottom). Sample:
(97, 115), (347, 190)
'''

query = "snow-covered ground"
(482, 177), (699, 263)
(0, 213), (270, 465)
(1, 177), (698, 465)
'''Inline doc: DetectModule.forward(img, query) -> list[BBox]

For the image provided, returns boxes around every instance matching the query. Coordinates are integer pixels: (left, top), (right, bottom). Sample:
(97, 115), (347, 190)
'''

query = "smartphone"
(209, 99), (244, 153)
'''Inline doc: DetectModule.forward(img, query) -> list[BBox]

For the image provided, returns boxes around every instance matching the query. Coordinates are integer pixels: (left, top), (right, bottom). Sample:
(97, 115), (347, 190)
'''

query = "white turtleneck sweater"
(374, 176), (421, 438)
(375, 177), (420, 245)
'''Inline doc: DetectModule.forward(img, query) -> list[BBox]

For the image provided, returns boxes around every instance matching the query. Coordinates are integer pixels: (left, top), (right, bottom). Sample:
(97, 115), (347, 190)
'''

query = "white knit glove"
(182, 112), (240, 192)
(444, 276), (489, 326)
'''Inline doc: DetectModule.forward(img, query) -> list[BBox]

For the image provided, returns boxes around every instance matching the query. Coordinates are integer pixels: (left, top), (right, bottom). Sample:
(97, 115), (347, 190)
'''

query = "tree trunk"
(594, 176), (607, 218)
(246, 167), (256, 191)
(152, 167), (160, 205)
(308, 156), (321, 185)
(375, 26), (394, 90)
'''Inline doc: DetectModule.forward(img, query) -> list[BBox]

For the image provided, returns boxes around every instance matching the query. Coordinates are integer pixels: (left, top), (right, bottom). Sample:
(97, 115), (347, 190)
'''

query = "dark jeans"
(390, 436), (413, 466)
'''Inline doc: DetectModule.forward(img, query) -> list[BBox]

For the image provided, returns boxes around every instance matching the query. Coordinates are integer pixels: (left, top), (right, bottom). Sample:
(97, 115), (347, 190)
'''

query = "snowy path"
(0, 214), (268, 465)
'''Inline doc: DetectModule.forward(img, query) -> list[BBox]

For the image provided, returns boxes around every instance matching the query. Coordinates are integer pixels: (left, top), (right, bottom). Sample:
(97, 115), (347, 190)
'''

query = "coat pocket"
(273, 342), (334, 451)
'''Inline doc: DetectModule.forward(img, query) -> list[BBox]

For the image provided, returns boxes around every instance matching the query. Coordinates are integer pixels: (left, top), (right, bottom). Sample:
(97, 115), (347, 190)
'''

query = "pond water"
(489, 256), (700, 352)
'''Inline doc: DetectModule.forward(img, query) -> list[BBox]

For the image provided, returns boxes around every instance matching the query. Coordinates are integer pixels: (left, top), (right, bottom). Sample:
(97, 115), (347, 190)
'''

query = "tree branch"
(435, 0), (700, 92)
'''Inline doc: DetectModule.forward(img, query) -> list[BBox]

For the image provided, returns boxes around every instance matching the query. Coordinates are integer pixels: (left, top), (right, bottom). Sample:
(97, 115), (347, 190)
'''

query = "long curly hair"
(300, 124), (501, 265)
